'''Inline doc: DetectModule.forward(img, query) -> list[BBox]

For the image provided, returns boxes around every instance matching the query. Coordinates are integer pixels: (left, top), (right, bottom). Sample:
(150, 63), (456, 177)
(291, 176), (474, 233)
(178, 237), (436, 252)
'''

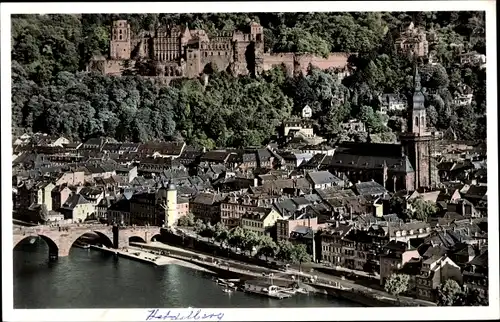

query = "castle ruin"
(87, 20), (353, 82)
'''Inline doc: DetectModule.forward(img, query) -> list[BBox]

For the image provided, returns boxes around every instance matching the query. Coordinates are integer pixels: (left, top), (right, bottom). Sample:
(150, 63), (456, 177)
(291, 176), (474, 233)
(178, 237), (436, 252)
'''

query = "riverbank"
(90, 245), (215, 274)
(131, 241), (435, 307)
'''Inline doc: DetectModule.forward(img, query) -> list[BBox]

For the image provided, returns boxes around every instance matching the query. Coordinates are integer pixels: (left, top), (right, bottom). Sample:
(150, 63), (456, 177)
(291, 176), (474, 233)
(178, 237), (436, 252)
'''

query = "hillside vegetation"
(11, 12), (486, 147)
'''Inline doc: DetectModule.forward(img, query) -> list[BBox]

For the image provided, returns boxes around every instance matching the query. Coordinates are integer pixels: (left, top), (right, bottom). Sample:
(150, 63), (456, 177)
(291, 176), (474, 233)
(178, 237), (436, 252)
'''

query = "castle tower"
(110, 20), (131, 60)
(400, 66), (439, 191)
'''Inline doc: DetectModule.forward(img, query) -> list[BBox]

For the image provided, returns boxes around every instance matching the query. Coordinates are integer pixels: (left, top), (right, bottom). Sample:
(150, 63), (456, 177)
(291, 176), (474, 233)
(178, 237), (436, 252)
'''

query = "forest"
(11, 12), (486, 147)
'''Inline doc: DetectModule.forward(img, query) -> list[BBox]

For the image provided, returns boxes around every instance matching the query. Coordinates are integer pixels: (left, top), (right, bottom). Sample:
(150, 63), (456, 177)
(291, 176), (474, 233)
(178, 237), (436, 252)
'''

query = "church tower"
(400, 66), (439, 191)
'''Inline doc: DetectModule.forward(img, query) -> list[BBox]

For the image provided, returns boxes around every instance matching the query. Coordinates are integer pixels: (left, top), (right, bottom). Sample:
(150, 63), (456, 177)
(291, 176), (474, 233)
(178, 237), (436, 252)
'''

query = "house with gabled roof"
(241, 208), (282, 237)
(306, 170), (343, 190)
(60, 193), (95, 222)
(415, 255), (462, 302)
(462, 250), (488, 297)
(379, 240), (421, 285)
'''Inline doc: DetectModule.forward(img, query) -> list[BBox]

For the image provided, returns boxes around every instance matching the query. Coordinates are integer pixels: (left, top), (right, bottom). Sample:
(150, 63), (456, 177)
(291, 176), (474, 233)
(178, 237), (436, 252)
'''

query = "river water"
(13, 239), (361, 309)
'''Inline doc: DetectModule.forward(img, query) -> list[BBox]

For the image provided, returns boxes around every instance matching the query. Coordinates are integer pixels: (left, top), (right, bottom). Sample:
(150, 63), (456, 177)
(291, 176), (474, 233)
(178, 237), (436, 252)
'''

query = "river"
(13, 239), (361, 309)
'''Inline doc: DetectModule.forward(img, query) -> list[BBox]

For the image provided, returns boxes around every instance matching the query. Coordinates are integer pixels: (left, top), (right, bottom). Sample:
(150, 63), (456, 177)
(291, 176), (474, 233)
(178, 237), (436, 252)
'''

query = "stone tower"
(400, 66), (439, 191)
(156, 181), (178, 227)
(250, 21), (265, 74)
(110, 20), (131, 60)
(165, 182), (178, 227)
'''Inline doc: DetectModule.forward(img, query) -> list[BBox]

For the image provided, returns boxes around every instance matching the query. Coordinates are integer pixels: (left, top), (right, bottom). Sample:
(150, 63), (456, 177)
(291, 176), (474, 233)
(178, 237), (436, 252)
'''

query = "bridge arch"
(128, 236), (146, 244)
(14, 234), (59, 260)
(68, 231), (114, 253)
(150, 234), (162, 242)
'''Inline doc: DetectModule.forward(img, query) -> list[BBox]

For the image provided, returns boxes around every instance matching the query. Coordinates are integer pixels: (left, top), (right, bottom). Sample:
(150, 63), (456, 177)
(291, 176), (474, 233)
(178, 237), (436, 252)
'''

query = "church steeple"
(412, 65), (425, 110)
(414, 66), (421, 91)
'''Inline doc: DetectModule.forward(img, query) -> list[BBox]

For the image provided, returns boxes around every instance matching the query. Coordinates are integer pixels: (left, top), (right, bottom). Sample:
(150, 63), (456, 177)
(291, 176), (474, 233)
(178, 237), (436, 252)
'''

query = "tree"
(199, 224), (216, 241)
(384, 273), (410, 305)
(276, 240), (295, 263)
(464, 287), (489, 306)
(214, 225), (230, 248)
(242, 231), (260, 256)
(194, 219), (206, 233)
(291, 244), (312, 272)
(437, 279), (463, 306)
(178, 213), (195, 227)
(410, 197), (438, 221)
(255, 235), (278, 261)
(228, 227), (246, 250)
(389, 196), (406, 215)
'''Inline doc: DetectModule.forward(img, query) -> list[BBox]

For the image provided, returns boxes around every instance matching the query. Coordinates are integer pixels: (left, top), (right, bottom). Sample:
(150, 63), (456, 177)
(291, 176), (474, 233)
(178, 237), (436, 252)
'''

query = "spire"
(414, 65), (421, 92)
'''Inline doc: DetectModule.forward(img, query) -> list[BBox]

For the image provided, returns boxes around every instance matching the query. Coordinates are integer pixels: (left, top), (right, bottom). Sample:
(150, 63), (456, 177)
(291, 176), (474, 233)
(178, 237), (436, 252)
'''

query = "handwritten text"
(146, 309), (225, 321)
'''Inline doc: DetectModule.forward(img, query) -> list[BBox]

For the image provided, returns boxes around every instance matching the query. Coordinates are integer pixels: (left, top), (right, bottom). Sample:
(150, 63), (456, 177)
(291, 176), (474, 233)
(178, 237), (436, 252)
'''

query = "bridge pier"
(112, 225), (119, 249)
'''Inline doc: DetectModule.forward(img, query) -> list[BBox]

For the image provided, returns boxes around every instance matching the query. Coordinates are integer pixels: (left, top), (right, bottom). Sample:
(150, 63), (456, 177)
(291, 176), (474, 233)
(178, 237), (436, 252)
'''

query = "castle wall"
(295, 53), (351, 75)
(200, 53), (233, 73)
(262, 53), (295, 75)
(262, 53), (350, 76)
(105, 60), (125, 76)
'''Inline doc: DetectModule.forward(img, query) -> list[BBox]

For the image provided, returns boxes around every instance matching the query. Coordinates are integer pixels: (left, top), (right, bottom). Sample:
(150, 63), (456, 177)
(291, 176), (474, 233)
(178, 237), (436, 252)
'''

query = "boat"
(243, 280), (292, 299)
(281, 288), (297, 295)
(295, 288), (309, 295)
(74, 242), (90, 249)
(222, 288), (233, 294)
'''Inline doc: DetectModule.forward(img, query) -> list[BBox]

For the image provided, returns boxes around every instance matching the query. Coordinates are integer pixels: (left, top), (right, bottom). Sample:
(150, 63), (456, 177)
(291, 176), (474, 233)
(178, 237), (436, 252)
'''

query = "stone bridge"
(13, 224), (161, 260)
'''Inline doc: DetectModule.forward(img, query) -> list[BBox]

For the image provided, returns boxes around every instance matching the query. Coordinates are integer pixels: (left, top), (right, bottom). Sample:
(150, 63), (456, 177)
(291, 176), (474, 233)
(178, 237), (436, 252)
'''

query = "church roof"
(330, 142), (414, 173)
(329, 152), (414, 173)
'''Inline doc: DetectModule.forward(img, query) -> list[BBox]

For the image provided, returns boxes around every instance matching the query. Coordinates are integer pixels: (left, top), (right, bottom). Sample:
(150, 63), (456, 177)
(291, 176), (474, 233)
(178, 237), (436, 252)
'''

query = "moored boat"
(295, 287), (309, 294)
(74, 241), (90, 249)
(243, 280), (292, 299)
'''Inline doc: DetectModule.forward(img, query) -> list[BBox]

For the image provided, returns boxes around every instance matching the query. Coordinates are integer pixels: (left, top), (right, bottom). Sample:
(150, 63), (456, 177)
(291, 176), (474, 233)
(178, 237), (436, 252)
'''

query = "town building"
(394, 22), (429, 58)
(415, 256), (463, 302)
(341, 119), (366, 133)
(191, 192), (224, 224)
(241, 208), (282, 237)
(378, 94), (408, 113)
(379, 240), (420, 285)
(60, 194), (96, 222)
